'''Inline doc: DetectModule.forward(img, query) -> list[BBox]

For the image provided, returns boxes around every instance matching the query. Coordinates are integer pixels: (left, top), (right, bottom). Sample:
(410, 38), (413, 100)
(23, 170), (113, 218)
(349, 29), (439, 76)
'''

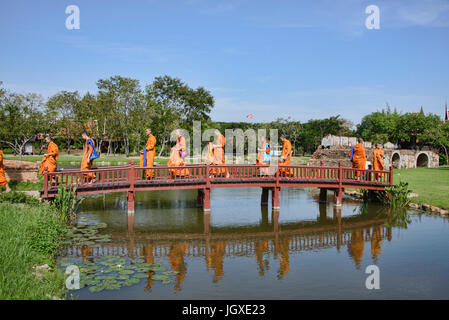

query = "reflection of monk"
(255, 240), (269, 276)
(277, 238), (291, 279)
(144, 244), (156, 290)
(371, 226), (383, 263)
(81, 245), (93, 262)
(168, 130), (189, 178)
(348, 230), (364, 268)
(206, 240), (226, 283)
(168, 243), (189, 291)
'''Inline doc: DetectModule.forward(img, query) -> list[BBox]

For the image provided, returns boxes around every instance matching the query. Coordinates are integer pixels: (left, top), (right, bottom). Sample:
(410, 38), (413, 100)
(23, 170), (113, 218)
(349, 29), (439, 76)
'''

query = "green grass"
(393, 166), (449, 210)
(4, 154), (169, 166)
(0, 201), (67, 299)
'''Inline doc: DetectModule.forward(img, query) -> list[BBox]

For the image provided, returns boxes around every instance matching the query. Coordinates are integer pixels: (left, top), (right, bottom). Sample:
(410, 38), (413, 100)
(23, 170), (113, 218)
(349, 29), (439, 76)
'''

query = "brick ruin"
(4, 160), (40, 182)
(308, 135), (439, 169)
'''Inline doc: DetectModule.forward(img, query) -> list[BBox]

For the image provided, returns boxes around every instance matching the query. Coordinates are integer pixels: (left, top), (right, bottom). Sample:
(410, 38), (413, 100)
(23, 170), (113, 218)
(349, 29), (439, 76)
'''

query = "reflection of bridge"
(42, 163), (392, 214)
(61, 208), (392, 286)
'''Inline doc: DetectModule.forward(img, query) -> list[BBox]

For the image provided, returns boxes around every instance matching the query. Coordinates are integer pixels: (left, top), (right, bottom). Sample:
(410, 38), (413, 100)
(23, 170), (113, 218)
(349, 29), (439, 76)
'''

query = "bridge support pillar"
(127, 191), (135, 215)
(272, 187), (280, 210)
(261, 187), (269, 206)
(333, 188), (342, 206)
(197, 189), (204, 207)
(203, 188), (211, 212)
(319, 188), (327, 203)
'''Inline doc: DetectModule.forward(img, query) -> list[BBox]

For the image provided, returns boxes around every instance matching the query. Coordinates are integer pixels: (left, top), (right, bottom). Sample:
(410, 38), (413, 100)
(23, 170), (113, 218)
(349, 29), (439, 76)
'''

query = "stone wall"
(4, 160), (39, 182)
(308, 147), (439, 169)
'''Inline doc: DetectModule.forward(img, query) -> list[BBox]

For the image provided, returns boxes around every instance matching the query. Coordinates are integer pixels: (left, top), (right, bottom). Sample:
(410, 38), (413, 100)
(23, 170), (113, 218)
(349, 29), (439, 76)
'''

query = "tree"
(145, 75), (214, 156)
(0, 89), (44, 160)
(45, 91), (83, 153)
(356, 108), (400, 143)
(97, 76), (144, 157)
(419, 121), (449, 165)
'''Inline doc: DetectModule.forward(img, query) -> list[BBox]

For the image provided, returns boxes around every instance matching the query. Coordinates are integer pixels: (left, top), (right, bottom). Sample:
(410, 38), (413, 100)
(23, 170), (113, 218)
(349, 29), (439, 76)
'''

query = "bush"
(0, 191), (40, 206)
(439, 154), (448, 166)
(51, 186), (80, 222)
(383, 181), (412, 208)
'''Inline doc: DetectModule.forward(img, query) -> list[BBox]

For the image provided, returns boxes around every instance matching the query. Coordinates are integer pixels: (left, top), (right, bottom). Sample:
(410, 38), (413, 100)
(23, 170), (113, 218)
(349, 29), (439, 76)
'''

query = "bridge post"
(203, 211), (210, 234)
(319, 188), (327, 203)
(272, 187), (280, 210)
(197, 189), (204, 207)
(203, 188), (211, 212)
(261, 187), (269, 206)
(333, 188), (342, 206)
(389, 166), (393, 186)
(127, 162), (135, 215)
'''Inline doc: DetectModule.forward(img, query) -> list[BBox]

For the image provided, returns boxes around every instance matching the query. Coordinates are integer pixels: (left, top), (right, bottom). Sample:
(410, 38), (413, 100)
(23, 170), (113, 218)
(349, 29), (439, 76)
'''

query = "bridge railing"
(42, 163), (392, 197)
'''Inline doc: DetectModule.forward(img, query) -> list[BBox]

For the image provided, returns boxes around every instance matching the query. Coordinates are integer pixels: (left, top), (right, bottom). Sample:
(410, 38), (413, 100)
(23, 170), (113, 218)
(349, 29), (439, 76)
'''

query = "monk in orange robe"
(257, 138), (271, 175)
(279, 135), (293, 177)
(373, 144), (385, 180)
(0, 150), (11, 192)
(210, 129), (228, 177)
(349, 138), (367, 178)
(371, 226), (383, 263)
(139, 128), (157, 179)
(168, 130), (189, 178)
(80, 132), (96, 182)
(204, 142), (214, 164)
(39, 135), (59, 174)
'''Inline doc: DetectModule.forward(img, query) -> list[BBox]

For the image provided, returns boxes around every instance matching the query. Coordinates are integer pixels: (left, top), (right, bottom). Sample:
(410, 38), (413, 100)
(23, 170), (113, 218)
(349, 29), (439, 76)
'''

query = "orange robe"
(279, 139), (292, 176)
(0, 150), (8, 186)
(81, 137), (96, 180)
(168, 136), (189, 177)
(256, 140), (270, 175)
(39, 141), (59, 174)
(168, 243), (189, 291)
(204, 142), (214, 164)
(371, 226), (383, 262)
(349, 230), (365, 268)
(139, 134), (157, 178)
(350, 143), (366, 177)
(210, 134), (226, 175)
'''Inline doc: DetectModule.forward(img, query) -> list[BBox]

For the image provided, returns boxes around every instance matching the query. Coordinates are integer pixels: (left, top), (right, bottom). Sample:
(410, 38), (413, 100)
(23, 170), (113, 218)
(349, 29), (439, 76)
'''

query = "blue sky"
(1, 0), (448, 125)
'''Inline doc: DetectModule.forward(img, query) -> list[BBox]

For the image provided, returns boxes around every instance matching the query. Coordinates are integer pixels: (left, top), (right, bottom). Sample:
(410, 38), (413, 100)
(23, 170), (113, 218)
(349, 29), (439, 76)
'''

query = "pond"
(59, 187), (449, 299)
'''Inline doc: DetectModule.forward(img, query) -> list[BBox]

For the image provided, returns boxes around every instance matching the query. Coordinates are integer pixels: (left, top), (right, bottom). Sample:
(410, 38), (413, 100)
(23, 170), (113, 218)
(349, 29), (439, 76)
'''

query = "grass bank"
(0, 194), (67, 299)
(393, 166), (449, 210)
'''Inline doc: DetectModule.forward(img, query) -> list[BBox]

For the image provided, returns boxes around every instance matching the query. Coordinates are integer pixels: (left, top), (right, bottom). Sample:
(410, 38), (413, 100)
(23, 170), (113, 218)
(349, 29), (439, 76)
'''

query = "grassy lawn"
(393, 166), (449, 210)
(0, 200), (67, 299)
(4, 154), (169, 166)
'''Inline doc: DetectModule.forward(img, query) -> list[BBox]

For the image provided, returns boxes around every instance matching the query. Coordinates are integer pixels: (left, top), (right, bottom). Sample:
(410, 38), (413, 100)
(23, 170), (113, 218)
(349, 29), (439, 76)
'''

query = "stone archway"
(417, 153), (429, 167)
(391, 152), (401, 169)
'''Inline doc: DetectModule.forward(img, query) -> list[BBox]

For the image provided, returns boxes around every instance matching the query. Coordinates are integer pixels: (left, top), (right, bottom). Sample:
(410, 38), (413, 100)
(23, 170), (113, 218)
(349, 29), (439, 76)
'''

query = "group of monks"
(0, 130), (387, 192)
(349, 138), (385, 179)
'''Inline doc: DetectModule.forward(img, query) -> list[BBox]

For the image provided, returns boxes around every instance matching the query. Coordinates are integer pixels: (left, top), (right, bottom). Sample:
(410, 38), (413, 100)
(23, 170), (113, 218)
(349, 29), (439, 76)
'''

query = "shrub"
(51, 186), (80, 222)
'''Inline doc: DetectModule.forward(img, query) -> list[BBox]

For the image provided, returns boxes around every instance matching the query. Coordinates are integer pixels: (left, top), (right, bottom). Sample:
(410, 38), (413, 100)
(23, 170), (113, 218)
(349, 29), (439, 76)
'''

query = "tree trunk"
(158, 139), (167, 157)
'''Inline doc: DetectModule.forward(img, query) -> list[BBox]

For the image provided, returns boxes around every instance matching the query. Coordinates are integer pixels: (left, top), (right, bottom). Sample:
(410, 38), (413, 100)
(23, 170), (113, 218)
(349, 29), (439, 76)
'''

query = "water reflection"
(63, 197), (395, 292)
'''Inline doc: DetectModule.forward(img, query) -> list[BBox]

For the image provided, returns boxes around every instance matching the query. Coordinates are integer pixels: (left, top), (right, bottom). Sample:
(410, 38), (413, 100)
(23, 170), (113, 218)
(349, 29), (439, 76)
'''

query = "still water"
(61, 188), (449, 299)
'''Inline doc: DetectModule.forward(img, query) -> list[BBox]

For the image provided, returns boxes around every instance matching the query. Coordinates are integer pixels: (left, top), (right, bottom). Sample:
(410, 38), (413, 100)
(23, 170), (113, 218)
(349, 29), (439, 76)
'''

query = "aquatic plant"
(384, 207), (411, 229)
(382, 181), (412, 208)
(51, 186), (81, 222)
(59, 255), (179, 293)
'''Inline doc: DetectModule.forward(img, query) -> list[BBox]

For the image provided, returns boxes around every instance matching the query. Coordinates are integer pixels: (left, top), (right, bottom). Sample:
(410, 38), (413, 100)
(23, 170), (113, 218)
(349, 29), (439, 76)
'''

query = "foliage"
(0, 202), (67, 299)
(383, 181), (412, 208)
(383, 208), (411, 229)
(51, 186), (80, 222)
(0, 191), (40, 206)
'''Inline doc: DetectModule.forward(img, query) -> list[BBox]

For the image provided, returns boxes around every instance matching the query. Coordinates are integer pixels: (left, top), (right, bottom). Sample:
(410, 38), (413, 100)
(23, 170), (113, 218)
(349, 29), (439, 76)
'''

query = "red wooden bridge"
(41, 163), (393, 214)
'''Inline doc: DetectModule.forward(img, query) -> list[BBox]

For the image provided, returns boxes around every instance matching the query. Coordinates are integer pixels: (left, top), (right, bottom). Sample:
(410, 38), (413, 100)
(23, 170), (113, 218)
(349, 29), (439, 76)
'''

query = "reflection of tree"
(277, 238), (291, 279)
(370, 226), (383, 264)
(384, 208), (411, 229)
(348, 230), (364, 269)
(255, 240), (269, 276)
(206, 240), (227, 283)
(168, 243), (189, 291)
